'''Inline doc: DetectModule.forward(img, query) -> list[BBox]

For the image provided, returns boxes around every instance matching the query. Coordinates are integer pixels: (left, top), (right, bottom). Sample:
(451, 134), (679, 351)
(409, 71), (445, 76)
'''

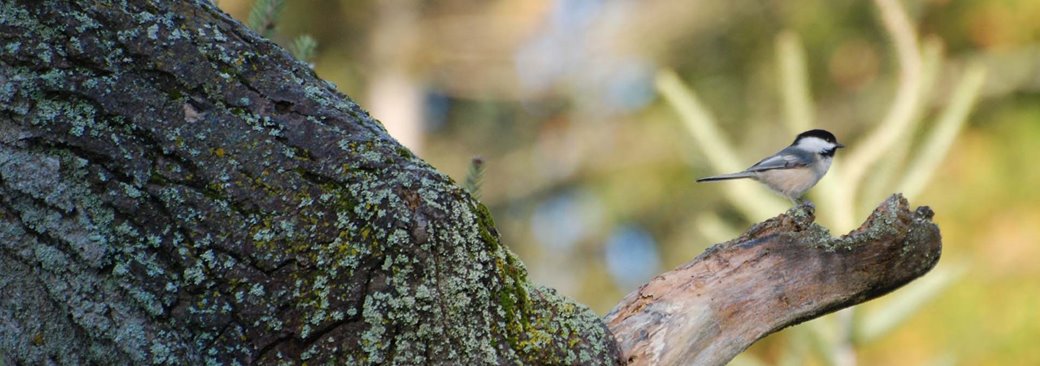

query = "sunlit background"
(218, 0), (1040, 364)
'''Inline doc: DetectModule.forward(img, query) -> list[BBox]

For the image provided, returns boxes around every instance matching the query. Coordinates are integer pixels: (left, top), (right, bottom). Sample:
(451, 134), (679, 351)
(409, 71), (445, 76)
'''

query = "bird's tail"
(696, 172), (755, 182)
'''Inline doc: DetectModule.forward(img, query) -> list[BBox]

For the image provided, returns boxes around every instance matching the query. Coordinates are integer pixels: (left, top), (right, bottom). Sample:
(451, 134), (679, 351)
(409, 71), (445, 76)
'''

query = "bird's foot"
(795, 198), (815, 213)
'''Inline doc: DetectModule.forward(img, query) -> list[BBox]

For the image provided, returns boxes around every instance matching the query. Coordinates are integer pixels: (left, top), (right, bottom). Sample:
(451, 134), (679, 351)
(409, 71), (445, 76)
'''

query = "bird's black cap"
(793, 129), (842, 146)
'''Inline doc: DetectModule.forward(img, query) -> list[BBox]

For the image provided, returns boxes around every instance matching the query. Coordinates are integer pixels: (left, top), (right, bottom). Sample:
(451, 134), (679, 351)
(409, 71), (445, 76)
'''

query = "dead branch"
(605, 194), (941, 365)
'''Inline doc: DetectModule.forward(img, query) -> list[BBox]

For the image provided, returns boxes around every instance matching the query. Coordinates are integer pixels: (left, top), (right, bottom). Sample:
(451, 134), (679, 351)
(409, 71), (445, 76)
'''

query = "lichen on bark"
(0, 1), (620, 364)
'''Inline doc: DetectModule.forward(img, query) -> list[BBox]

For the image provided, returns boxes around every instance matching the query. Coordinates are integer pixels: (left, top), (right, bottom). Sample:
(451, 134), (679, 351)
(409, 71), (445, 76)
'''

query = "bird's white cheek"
(797, 137), (837, 153)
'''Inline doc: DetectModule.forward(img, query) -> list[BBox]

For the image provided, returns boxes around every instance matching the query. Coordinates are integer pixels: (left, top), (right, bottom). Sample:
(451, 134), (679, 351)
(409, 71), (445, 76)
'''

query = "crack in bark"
(428, 221), (460, 361)
(0, 200), (135, 361)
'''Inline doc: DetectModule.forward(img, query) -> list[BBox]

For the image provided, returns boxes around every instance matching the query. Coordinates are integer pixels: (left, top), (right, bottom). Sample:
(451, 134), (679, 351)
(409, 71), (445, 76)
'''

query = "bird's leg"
(794, 197), (815, 212)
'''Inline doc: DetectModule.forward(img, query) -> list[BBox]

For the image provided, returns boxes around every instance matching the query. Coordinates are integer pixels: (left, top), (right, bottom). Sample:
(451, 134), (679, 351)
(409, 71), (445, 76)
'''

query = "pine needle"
(464, 157), (485, 199)
(248, 0), (285, 38)
(291, 34), (318, 65)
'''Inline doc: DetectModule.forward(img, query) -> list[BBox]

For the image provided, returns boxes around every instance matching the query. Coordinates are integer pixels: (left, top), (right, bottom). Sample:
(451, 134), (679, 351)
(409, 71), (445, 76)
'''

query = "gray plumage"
(697, 129), (843, 203)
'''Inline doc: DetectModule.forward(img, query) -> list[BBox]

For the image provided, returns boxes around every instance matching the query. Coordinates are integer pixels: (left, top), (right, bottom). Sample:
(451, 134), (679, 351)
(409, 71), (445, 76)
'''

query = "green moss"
(513, 286), (618, 364)
(395, 146), (414, 160)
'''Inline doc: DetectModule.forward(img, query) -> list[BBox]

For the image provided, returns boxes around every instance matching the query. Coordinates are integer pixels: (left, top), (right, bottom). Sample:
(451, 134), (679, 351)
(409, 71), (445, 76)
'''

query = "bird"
(696, 129), (844, 204)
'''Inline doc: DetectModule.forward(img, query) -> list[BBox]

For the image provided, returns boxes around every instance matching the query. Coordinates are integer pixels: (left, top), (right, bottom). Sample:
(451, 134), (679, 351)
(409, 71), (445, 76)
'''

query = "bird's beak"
(836, 143), (845, 149)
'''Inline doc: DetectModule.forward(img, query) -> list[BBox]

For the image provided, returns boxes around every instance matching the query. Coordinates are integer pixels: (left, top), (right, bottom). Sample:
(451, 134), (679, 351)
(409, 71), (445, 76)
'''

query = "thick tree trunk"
(0, 1), (618, 364)
(0, 1), (942, 366)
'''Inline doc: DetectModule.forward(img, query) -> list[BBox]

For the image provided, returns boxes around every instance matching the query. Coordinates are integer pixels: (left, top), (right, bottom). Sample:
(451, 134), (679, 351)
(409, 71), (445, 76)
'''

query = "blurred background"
(218, 0), (1039, 364)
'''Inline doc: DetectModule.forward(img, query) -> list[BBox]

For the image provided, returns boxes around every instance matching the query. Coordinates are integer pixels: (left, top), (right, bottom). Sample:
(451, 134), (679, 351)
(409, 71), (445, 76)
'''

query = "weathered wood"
(605, 194), (941, 365)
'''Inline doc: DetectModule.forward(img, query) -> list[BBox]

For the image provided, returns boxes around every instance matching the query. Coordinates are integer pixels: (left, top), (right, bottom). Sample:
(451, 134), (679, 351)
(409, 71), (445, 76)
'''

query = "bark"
(0, 1), (943, 366)
(605, 195), (941, 365)
(0, 1), (618, 364)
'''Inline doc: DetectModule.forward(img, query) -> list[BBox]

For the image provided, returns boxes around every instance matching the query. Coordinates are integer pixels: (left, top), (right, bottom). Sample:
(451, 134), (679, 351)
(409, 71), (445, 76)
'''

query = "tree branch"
(605, 194), (941, 365)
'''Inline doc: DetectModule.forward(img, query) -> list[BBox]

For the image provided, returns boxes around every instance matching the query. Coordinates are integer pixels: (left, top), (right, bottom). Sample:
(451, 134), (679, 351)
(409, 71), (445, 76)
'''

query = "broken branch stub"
(605, 194), (941, 366)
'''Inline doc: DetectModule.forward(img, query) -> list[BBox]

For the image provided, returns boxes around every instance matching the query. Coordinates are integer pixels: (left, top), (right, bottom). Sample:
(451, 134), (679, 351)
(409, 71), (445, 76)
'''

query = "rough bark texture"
(0, 1), (620, 364)
(605, 194), (942, 365)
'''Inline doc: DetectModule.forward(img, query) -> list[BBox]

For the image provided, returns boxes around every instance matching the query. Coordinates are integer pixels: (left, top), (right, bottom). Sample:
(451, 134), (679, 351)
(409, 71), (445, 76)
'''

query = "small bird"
(696, 129), (844, 204)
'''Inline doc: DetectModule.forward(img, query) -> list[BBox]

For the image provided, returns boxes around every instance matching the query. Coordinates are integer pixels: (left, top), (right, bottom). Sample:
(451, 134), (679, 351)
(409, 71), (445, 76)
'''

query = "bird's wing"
(744, 150), (810, 172)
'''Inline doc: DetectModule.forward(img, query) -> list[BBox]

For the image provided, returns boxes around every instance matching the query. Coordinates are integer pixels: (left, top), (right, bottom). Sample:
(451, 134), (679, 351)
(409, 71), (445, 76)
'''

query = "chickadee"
(696, 129), (844, 203)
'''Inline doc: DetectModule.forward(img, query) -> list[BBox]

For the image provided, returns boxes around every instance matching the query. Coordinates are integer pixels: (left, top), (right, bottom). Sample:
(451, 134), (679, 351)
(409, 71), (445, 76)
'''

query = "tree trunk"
(0, 1), (618, 364)
(0, 1), (942, 366)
